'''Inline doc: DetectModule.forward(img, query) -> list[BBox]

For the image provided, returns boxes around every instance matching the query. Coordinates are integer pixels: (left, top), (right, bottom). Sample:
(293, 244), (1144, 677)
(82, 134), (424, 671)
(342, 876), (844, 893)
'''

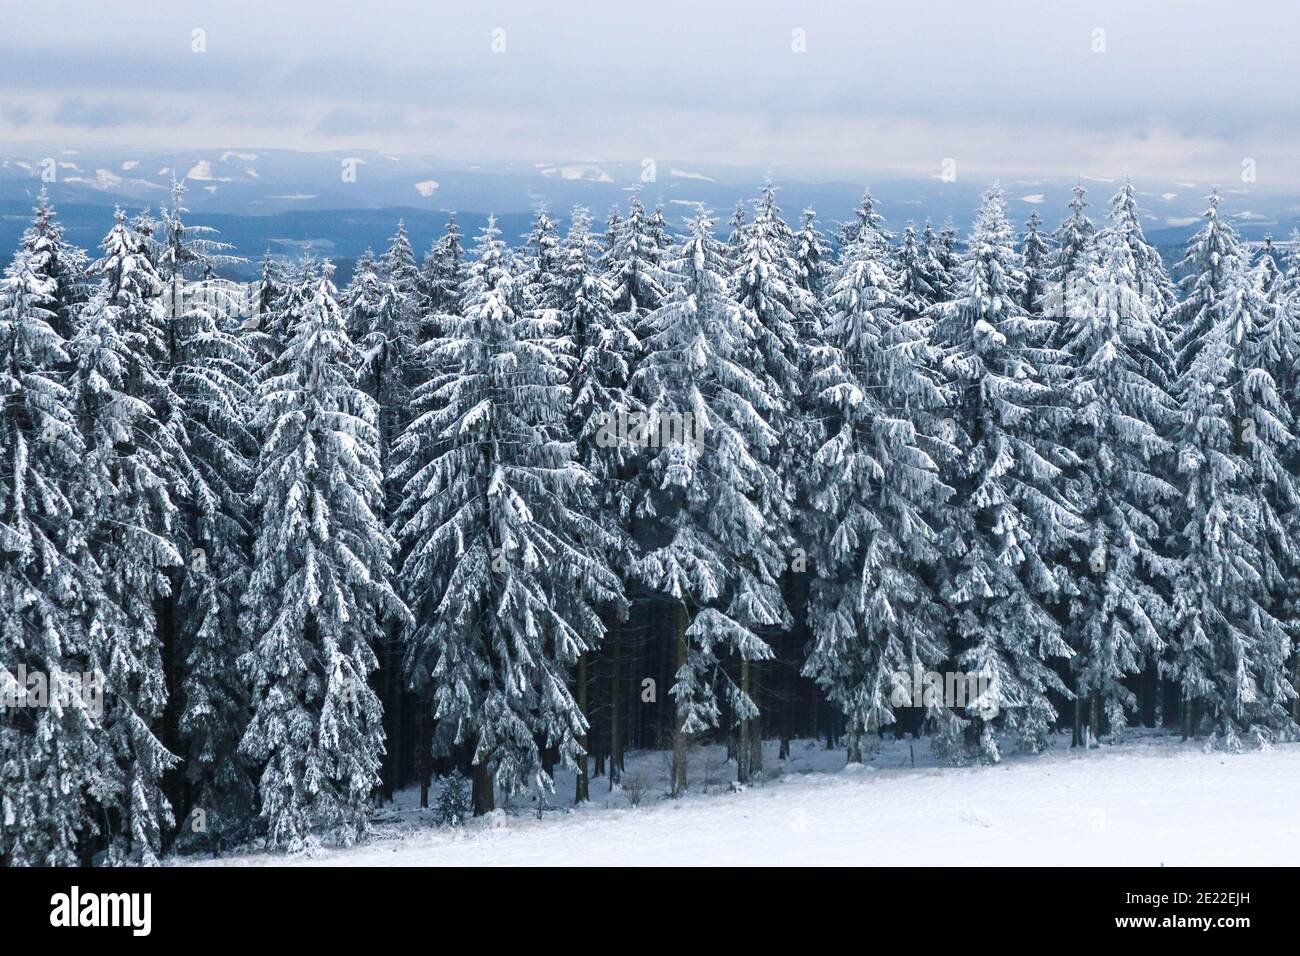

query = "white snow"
(413, 180), (440, 197)
(670, 168), (715, 182)
(1019, 194), (1045, 204)
(540, 164), (614, 183)
(185, 160), (231, 182)
(183, 732), (1300, 867)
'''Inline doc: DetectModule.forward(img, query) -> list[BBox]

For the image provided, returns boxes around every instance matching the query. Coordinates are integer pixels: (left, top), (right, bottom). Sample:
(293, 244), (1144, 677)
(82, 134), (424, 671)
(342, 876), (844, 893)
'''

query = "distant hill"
(4, 146), (1296, 277)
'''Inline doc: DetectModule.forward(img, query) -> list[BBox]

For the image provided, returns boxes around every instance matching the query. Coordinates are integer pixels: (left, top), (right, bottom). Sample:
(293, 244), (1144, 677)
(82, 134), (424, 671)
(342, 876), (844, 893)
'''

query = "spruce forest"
(4, 174), (1299, 865)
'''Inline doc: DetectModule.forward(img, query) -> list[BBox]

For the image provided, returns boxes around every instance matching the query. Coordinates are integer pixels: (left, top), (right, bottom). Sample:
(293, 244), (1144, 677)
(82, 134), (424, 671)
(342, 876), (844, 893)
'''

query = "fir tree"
(392, 217), (619, 813)
(928, 221), (961, 302)
(1019, 210), (1053, 315)
(632, 210), (787, 794)
(604, 194), (667, 318)
(1169, 255), (1298, 746)
(244, 253), (288, 370)
(792, 207), (832, 298)
(521, 209), (563, 312)
(0, 242), (101, 865)
(239, 263), (405, 851)
(930, 186), (1081, 761)
(1170, 191), (1242, 370)
(13, 189), (88, 341)
(1057, 220), (1180, 740)
(728, 184), (809, 780)
(839, 191), (892, 250)
(158, 183), (258, 849)
(554, 207), (634, 799)
(68, 209), (185, 863)
(1100, 180), (1178, 369)
(804, 210), (955, 761)
(897, 222), (945, 319)
(420, 216), (465, 327)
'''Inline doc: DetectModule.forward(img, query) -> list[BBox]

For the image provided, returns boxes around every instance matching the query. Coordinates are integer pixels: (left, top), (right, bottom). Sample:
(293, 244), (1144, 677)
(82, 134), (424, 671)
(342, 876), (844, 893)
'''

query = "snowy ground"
(183, 731), (1300, 866)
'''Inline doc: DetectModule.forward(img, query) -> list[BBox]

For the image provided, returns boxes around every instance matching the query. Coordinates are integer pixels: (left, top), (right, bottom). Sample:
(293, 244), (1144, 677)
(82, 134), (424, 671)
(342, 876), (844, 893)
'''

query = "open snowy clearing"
(184, 732), (1300, 866)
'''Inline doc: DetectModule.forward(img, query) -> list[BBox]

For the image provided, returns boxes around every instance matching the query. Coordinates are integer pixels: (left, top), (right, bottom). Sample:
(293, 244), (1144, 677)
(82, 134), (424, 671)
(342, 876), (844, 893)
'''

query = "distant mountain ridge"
(4, 145), (1296, 278)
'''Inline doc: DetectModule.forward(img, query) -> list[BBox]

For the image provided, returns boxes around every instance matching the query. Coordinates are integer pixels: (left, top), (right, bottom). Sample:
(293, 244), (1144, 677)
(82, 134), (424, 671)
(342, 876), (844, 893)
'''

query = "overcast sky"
(4, 0), (1299, 183)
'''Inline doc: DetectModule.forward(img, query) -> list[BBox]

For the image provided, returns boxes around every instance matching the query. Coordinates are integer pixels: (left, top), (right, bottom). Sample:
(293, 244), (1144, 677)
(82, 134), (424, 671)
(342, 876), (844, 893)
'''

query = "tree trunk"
(1293, 653), (1300, 724)
(1161, 676), (1181, 729)
(575, 651), (589, 804)
(1139, 661), (1158, 727)
(1089, 693), (1102, 742)
(846, 725), (862, 764)
(157, 578), (184, 849)
(737, 658), (751, 784)
(608, 617), (623, 787)
(671, 601), (689, 797)
(417, 688), (433, 809)
(748, 660), (762, 779)
(381, 631), (400, 801)
(780, 644), (793, 759)
(471, 760), (494, 816)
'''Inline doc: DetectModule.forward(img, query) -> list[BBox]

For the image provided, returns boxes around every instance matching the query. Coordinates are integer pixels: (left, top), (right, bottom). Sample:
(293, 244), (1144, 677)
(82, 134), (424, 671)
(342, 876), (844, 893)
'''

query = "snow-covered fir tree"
(726, 202), (748, 262)
(1101, 180), (1178, 350)
(554, 207), (634, 799)
(632, 210), (787, 795)
(648, 205), (674, 264)
(420, 216), (466, 328)
(1170, 192), (1242, 371)
(68, 209), (185, 863)
(804, 207), (956, 761)
(1019, 211), (1053, 315)
(12, 190), (88, 341)
(1169, 247), (1298, 747)
(930, 186), (1081, 761)
(1057, 217), (1181, 742)
(727, 183), (809, 780)
(1049, 187), (1096, 289)
(928, 221), (961, 302)
(897, 222), (946, 319)
(603, 194), (667, 319)
(392, 217), (619, 813)
(520, 209), (563, 312)
(239, 263), (405, 851)
(243, 253), (289, 370)
(838, 191), (892, 250)
(158, 183), (258, 849)
(0, 238), (100, 866)
(792, 207), (832, 298)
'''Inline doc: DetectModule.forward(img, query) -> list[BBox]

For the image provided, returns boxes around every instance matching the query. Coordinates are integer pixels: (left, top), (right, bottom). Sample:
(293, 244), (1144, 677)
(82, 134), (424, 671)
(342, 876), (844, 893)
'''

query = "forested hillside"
(2, 177), (1297, 863)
